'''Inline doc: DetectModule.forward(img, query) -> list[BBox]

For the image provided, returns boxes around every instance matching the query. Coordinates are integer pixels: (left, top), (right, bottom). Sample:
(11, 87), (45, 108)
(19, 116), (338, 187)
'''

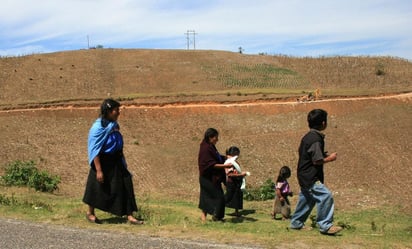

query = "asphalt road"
(0, 218), (262, 249)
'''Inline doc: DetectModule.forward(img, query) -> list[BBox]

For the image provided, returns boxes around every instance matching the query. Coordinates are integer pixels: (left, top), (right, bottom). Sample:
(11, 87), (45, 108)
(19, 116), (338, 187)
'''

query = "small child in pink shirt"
(271, 166), (293, 220)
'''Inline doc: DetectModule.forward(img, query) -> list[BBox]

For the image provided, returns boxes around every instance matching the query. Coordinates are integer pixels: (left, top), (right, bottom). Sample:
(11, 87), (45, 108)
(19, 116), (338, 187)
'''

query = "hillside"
(0, 49), (411, 215)
(1, 49), (412, 108)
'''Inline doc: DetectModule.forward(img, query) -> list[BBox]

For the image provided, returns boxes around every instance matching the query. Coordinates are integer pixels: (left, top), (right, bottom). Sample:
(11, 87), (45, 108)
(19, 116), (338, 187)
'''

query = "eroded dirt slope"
(1, 93), (410, 214)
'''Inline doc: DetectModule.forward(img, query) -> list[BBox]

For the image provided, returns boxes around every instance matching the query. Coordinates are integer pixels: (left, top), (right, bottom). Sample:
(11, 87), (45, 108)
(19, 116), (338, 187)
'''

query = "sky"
(1, 0), (412, 60)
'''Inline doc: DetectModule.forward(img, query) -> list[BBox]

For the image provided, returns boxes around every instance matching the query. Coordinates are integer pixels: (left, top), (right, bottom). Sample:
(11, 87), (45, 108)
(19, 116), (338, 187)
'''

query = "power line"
(184, 30), (197, 50)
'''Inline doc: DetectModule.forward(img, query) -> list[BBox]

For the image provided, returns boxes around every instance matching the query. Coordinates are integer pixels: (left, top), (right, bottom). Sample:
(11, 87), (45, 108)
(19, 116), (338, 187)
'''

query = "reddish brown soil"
(1, 92), (411, 215)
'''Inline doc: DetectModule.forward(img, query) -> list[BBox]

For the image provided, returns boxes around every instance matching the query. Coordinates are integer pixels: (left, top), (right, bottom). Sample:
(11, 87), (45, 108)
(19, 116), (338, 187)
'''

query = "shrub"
(375, 63), (385, 76)
(0, 193), (12, 205)
(376, 68), (385, 76)
(1, 160), (37, 186)
(1, 160), (60, 193)
(28, 170), (61, 193)
(244, 178), (275, 201)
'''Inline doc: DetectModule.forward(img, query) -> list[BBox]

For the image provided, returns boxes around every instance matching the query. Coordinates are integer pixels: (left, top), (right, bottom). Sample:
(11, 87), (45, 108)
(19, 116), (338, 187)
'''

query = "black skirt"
(198, 176), (225, 219)
(83, 154), (138, 216)
(225, 180), (243, 210)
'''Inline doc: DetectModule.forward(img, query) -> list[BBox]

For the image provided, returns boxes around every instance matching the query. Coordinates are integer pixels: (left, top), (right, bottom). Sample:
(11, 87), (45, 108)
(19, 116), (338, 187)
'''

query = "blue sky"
(1, 0), (411, 60)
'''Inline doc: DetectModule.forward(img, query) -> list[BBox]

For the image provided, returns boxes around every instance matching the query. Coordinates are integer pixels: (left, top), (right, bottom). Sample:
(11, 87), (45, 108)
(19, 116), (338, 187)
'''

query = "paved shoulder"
(0, 218), (262, 249)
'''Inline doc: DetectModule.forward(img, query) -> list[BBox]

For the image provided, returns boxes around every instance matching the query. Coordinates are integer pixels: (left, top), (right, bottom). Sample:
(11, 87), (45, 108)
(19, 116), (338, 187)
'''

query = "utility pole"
(185, 31), (190, 50)
(184, 30), (197, 50)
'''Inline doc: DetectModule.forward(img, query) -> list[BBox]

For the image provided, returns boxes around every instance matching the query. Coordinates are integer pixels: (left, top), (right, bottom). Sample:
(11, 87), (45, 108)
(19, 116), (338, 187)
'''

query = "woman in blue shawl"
(83, 99), (142, 224)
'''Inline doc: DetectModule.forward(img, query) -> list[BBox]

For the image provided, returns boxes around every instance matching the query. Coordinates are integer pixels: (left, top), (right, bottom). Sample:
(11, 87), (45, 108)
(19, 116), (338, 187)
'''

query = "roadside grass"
(0, 187), (411, 248)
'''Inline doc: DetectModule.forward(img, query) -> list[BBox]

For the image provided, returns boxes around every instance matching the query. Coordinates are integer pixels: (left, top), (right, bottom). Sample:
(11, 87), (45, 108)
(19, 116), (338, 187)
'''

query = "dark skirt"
(83, 154), (138, 217)
(198, 176), (225, 219)
(225, 180), (243, 210)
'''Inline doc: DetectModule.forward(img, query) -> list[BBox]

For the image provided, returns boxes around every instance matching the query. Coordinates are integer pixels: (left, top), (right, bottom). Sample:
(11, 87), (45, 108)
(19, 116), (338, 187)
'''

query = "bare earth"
(1, 92), (411, 215)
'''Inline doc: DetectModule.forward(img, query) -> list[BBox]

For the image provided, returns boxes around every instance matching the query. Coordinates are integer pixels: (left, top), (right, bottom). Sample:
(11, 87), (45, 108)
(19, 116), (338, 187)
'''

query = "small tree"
(375, 63), (385, 76)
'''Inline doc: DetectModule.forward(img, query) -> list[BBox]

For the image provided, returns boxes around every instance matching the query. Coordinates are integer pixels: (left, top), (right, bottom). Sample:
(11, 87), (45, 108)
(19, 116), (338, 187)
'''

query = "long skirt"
(225, 181), (243, 210)
(198, 176), (225, 219)
(83, 154), (138, 217)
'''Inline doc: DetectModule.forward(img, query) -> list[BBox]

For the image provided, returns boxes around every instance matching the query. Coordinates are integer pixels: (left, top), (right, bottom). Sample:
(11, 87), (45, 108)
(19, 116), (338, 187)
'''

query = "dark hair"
(307, 109), (328, 130)
(276, 166), (291, 182)
(100, 98), (121, 118)
(203, 128), (219, 143)
(226, 146), (240, 156)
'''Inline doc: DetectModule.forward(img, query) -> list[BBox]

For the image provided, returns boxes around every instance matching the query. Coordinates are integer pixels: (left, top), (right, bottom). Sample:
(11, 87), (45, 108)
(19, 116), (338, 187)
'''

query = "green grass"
(0, 187), (411, 248)
(213, 63), (310, 89)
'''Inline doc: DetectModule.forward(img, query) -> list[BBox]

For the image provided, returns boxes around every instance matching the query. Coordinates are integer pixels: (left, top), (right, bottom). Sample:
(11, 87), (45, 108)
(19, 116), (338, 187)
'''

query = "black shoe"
(212, 216), (225, 222)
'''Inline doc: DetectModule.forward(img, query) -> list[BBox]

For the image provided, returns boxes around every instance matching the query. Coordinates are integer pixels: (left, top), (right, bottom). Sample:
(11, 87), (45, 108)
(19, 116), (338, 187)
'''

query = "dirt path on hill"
(1, 92), (411, 113)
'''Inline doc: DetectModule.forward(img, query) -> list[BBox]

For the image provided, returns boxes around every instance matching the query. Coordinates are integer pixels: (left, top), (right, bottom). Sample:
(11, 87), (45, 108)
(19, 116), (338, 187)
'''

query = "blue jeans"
(290, 182), (335, 233)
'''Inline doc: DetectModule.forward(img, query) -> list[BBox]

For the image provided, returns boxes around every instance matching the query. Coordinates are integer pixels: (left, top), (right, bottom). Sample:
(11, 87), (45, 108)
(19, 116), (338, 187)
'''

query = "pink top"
(276, 180), (290, 195)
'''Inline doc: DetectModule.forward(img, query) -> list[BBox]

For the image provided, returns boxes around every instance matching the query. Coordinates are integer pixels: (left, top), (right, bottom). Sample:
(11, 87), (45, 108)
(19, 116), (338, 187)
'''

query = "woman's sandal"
(86, 213), (102, 224)
(128, 218), (144, 225)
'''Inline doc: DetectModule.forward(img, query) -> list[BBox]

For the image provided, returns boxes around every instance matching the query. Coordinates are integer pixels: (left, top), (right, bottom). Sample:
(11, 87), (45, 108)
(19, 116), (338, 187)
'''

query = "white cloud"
(1, 0), (411, 59)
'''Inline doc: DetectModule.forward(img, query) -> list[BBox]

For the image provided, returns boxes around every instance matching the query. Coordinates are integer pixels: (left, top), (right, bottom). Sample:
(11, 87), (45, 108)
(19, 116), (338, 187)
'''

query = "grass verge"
(0, 186), (411, 248)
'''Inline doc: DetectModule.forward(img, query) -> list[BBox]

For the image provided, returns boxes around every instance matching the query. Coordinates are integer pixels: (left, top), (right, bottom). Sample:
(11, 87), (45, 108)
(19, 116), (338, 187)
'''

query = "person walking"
(198, 128), (232, 222)
(271, 166), (293, 220)
(224, 146), (249, 217)
(290, 109), (342, 235)
(83, 98), (143, 225)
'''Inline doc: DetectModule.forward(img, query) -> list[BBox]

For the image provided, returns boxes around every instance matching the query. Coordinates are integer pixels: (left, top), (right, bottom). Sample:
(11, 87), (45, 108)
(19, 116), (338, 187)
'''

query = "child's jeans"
(290, 181), (335, 233)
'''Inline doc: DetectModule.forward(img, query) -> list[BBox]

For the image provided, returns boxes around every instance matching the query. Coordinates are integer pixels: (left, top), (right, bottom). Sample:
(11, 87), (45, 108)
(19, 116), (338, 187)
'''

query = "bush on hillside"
(1, 160), (60, 193)
(27, 170), (60, 193)
(243, 178), (275, 201)
(1, 160), (37, 186)
(375, 63), (386, 76)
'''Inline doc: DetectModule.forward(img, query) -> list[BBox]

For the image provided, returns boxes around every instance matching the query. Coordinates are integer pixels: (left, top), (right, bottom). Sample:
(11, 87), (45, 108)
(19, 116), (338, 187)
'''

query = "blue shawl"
(87, 118), (117, 166)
